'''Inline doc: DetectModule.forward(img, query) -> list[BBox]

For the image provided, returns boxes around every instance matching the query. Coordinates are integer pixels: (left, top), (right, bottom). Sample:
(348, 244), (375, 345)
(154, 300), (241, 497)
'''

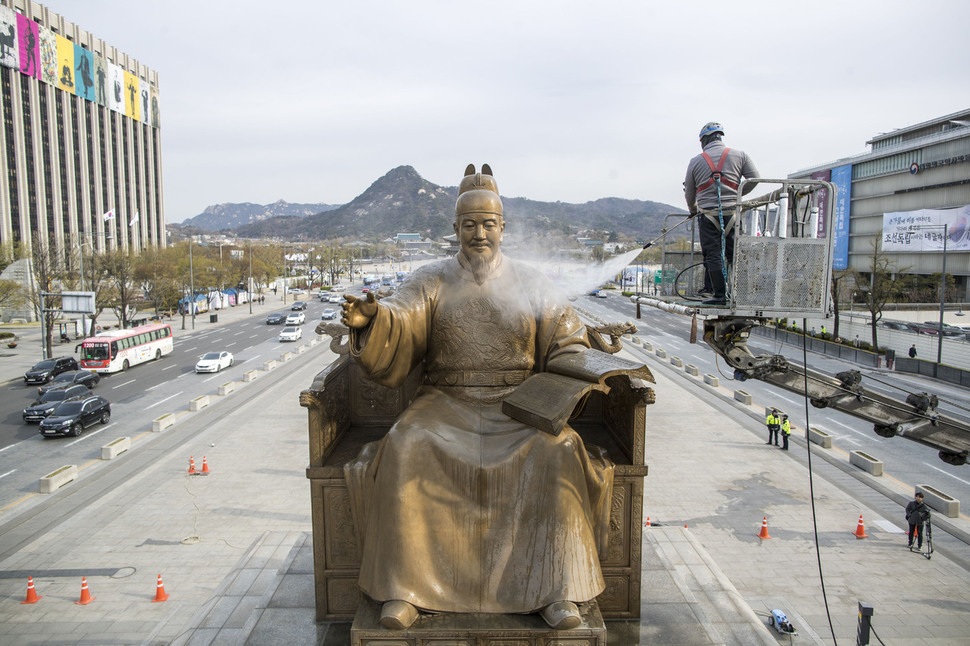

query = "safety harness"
(697, 148), (735, 292)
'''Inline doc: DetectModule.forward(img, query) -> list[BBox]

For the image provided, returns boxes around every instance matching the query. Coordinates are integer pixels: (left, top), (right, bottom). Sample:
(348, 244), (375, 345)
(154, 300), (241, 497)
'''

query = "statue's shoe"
(380, 600), (419, 630)
(540, 601), (582, 630)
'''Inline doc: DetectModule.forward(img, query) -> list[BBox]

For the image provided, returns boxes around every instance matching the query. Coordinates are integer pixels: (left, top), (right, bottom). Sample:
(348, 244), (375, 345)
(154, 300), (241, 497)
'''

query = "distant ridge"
(178, 166), (684, 241)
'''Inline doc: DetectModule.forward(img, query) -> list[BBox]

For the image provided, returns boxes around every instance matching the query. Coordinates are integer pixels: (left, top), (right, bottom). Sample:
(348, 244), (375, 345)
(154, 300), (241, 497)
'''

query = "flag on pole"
(130, 211), (139, 227)
(102, 209), (115, 221)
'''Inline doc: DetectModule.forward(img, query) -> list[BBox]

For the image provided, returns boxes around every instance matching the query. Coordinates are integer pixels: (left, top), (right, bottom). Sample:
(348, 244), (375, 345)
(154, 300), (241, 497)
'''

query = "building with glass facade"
(791, 109), (970, 299)
(0, 0), (164, 263)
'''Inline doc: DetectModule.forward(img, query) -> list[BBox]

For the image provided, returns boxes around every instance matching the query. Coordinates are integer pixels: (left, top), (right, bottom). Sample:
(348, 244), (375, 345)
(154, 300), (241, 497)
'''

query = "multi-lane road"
(580, 290), (970, 509)
(0, 293), (342, 514)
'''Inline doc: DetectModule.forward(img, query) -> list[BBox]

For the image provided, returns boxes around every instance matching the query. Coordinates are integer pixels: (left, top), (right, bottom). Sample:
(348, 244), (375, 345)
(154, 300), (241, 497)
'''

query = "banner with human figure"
(0, 6), (19, 70)
(883, 205), (970, 252)
(17, 13), (38, 78)
(55, 33), (74, 93)
(93, 52), (107, 106)
(108, 62), (125, 113)
(73, 44), (95, 101)
(123, 69), (139, 121)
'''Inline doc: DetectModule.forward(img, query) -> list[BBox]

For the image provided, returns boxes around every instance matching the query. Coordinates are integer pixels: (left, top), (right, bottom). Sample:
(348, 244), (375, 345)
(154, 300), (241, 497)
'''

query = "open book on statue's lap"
(502, 350), (652, 435)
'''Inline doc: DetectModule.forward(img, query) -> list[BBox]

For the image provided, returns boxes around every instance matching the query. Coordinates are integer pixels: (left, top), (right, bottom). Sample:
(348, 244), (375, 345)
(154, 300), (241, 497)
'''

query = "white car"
(285, 311), (306, 325)
(286, 287), (306, 294)
(328, 293), (343, 303)
(279, 326), (303, 342)
(195, 351), (234, 373)
(321, 308), (338, 320)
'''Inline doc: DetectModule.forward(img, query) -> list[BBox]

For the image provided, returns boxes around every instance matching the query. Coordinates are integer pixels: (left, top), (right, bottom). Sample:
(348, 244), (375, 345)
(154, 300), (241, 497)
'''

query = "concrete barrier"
(295, 345), (307, 354)
(643, 341), (653, 352)
(243, 369), (259, 383)
(189, 395), (210, 412)
(263, 360), (277, 372)
(670, 356), (683, 368)
(734, 390), (752, 405)
(685, 364), (699, 376)
(808, 427), (832, 449)
(152, 413), (176, 432)
(101, 437), (130, 459)
(850, 450), (884, 476)
(218, 381), (235, 396)
(631, 336), (642, 346)
(704, 374), (719, 387)
(655, 349), (667, 359)
(280, 351), (293, 362)
(916, 484), (960, 518)
(40, 465), (77, 493)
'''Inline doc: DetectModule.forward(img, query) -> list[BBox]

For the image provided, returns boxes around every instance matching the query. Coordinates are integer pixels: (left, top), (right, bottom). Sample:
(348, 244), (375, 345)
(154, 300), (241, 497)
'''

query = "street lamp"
(248, 241), (253, 314)
(912, 223), (948, 365)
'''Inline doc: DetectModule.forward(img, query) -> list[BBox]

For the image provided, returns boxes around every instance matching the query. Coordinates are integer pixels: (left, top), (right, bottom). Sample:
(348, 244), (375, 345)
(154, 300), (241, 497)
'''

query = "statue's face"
(455, 213), (504, 262)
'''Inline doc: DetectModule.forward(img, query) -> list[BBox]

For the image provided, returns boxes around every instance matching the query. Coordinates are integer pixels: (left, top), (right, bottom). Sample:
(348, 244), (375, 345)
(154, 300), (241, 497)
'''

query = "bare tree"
(25, 233), (64, 358)
(854, 239), (908, 349)
(101, 249), (140, 328)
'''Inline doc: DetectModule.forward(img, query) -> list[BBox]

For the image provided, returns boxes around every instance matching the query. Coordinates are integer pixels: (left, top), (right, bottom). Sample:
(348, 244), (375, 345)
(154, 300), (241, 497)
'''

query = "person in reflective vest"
(780, 415), (791, 451)
(765, 409), (781, 446)
(684, 122), (760, 305)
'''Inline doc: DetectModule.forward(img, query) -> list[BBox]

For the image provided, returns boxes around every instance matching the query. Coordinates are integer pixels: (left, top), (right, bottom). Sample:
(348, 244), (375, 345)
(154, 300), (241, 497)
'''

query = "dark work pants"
(782, 433), (789, 450)
(767, 428), (779, 445)
(698, 215), (735, 299)
(908, 523), (923, 548)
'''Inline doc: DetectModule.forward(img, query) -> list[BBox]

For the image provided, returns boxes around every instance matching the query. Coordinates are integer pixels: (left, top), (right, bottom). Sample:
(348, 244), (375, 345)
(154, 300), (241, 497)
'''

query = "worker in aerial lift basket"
(684, 122), (760, 306)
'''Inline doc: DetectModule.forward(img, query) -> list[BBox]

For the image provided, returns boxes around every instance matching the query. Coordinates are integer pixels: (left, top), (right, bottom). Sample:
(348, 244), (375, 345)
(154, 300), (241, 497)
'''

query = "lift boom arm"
(704, 317), (970, 466)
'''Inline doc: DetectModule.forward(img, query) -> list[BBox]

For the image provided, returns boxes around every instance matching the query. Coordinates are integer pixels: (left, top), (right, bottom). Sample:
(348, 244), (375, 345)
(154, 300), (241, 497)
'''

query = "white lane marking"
(0, 469), (16, 479)
(184, 346), (197, 352)
(65, 423), (113, 447)
(162, 364), (177, 371)
(203, 373), (224, 383)
(925, 463), (970, 487)
(146, 392), (183, 410)
(0, 440), (27, 454)
(226, 342), (236, 348)
(112, 379), (136, 389)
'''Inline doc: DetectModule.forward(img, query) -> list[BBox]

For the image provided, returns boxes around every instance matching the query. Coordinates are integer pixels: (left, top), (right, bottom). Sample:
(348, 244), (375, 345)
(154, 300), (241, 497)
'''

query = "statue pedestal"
(351, 599), (607, 646)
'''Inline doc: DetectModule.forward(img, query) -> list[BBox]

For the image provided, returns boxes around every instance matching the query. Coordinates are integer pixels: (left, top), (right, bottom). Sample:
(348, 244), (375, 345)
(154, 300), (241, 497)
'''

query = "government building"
(791, 109), (970, 299)
(0, 0), (164, 263)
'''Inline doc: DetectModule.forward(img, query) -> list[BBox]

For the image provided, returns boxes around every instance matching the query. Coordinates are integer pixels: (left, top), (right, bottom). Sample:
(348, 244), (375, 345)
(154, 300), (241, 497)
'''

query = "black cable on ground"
(801, 318), (839, 646)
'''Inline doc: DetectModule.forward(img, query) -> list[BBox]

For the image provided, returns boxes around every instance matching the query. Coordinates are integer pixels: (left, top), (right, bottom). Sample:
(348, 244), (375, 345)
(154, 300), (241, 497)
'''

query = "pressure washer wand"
(642, 214), (695, 250)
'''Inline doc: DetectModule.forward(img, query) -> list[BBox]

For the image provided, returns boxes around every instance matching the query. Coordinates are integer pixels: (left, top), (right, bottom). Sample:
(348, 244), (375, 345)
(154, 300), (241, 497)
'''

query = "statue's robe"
(345, 253), (614, 615)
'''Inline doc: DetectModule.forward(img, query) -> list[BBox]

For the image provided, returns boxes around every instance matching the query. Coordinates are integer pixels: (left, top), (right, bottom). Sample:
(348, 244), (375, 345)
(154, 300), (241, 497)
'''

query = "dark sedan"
(266, 312), (286, 325)
(24, 356), (79, 385)
(291, 301), (308, 311)
(38, 395), (111, 437)
(37, 369), (100, 395)
(23, 384), (90, 423)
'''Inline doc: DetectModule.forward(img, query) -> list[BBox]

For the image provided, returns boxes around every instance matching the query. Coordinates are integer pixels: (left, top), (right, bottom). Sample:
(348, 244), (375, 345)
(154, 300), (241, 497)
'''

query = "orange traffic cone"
(21, 576), (41, 604)
(75, 577), (95, 605)
(201, 456), (210, 474)
(188, 456), (196, 474)
(852, 514), (869, 539)
(757, 516), (772, 539)
(152, 574), (169, 602)
(645, 516), (651, 527)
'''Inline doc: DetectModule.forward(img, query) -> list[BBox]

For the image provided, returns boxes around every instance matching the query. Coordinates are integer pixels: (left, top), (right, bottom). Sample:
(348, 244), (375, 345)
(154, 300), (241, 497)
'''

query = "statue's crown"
(456, 164), (503, 218)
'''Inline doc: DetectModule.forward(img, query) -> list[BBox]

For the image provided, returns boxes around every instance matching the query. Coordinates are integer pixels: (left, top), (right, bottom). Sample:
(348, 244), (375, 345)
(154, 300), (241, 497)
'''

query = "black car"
(38, 395), (111, 437)
(291, 301), (308, 311)
(24, 356), (79, 385)
(266, 312), (286, 325)
(37, 369), (100, 395)
(23, 384), (90, 423)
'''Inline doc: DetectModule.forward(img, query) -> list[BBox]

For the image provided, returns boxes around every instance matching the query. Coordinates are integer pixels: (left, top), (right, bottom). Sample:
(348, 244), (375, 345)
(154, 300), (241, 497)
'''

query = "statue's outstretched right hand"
(342, 292), (378, 328)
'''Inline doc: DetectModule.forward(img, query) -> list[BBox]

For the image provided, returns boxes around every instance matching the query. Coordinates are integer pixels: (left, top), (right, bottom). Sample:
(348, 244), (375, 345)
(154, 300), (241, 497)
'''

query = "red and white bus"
(79, 323), (175, 373)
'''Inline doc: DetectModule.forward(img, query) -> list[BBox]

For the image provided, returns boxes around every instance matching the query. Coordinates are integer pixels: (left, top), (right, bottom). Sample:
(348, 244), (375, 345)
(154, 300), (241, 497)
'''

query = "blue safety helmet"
(698, 122), (725, 140)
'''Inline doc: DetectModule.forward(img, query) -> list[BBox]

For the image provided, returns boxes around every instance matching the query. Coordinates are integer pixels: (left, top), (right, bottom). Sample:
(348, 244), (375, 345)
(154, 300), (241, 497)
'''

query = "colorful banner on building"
(55, 33), (74, 93)
(108, 62), (125, 114)
(810, 169), (832, 238)
(93, 52), (107, 105)
(140, 86), (151, 127)
(0, 6), (20, 69)
(123, 70), (139, 121)
(883, 205), (970, 252)
(73, 44), (95, 100)
(830, 164), (852, 270)
(17, 13), (38, 78)
(38, 25), (56, 85)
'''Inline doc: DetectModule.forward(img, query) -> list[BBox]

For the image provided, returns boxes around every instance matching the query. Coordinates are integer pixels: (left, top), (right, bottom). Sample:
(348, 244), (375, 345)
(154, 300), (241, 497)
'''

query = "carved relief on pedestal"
(324, 486), (360, 566)
(604, 484), (628, 565)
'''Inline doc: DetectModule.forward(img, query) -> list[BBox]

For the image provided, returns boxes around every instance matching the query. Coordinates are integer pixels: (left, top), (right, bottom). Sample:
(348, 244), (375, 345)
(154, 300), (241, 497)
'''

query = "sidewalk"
(0, 301), (967, 644)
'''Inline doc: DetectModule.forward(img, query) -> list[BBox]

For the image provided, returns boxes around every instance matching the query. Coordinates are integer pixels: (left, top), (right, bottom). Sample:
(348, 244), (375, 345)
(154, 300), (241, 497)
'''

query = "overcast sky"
(42, 0), (970, 223)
